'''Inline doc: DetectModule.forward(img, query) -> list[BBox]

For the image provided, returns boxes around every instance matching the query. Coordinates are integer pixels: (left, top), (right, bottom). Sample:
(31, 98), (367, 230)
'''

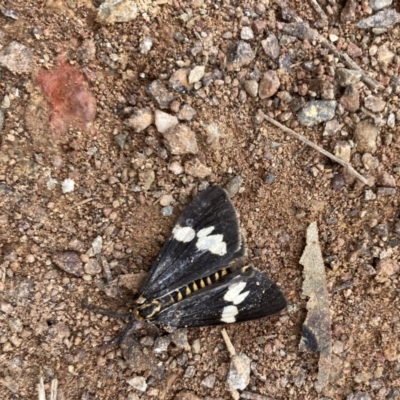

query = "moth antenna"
(84, 302), (131, 319)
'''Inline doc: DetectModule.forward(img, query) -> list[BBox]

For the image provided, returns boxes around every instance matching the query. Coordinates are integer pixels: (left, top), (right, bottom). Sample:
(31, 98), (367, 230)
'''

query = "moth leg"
(98, 317), (140, 350)
(141, 321), (159, 338)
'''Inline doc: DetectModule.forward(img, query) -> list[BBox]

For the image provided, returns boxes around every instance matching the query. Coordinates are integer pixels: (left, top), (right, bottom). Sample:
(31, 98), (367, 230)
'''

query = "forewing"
(153, 267), (287, 327)
(140, 187), (244, 299)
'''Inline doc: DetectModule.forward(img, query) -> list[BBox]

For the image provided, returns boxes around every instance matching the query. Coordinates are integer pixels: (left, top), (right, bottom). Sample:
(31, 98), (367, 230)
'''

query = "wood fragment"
(258, 111), (368, 185)
(299, 222), (332, 393)
(50, 379), (58, 400)
(71, 198), (94, 208)
(98, 254), (113, 283)
(308, 0), (328, 22)
(37, 377), (46, 400)
(221, 328), (236, 357)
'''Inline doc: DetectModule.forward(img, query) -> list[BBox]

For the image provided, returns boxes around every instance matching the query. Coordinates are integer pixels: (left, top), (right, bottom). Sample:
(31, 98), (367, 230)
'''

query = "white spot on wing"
(221, 305), (238, 323)
(196, 226), (215, 237)
(195, 227), (227, 256)
(224, 281), (250, 305)
(172, 225), (196, 242)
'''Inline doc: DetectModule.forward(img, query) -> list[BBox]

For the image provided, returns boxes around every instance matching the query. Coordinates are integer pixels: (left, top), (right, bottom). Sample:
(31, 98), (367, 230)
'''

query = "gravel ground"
(0, 0), (399, 399)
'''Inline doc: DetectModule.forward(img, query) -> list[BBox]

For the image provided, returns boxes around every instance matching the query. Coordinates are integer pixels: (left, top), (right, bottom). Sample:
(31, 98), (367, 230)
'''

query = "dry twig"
(259, 111), (368, 185)
(308, 0), (328, 22)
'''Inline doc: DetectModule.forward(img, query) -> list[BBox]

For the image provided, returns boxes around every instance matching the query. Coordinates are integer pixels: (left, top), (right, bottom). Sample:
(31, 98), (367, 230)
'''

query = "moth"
(95, 186), (287, 345)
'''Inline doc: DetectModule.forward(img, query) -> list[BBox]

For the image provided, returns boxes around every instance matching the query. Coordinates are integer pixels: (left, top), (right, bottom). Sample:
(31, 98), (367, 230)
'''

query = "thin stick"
(71, 198), (94, 208)
(221, 328), (236, 356)
(37, 377), (46, 400)
(50, 379), (58, 400)
(259, 111), (368, 185)
(308, 0), (328, 21)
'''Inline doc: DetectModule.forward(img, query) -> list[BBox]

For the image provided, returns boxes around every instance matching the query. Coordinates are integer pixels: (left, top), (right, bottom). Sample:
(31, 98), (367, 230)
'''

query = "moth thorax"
(138, 300), (161, 319)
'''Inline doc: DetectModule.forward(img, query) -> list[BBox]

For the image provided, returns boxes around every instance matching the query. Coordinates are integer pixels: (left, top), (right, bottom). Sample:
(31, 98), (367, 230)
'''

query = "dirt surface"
(0, 0), (400, 399)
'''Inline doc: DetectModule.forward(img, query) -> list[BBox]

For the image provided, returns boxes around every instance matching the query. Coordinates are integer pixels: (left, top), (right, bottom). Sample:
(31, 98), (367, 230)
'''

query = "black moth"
(97, 186), (286, 345)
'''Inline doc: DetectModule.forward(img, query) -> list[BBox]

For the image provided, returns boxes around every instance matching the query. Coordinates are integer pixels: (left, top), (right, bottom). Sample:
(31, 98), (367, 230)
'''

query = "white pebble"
(61, 178), (75, 193)
(139, 37), (153, 54)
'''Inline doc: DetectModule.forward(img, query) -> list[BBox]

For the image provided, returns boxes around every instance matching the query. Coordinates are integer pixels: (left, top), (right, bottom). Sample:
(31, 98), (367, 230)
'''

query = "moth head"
(137, 300), (161, 319)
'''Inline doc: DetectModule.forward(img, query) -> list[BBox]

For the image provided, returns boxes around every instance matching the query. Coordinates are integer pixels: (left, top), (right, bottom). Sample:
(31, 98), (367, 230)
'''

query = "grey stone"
(362, 153), (379, 170)
(184, 158), (211, 178)
(356, 9), (400, 29)
(1, 7), (18, 20)
(377, 187), (397, 197)
(336, 68), (362, 87)
(369, 0), (393, 11)
(0, 41), (33, 74)
(97, 0), (138, 24)
(377, 44), (395, 67)
(125, 107), (153, 132)
(364, 95), (386, 113)
(353, 120), (379, 154)
(147, 80), (175, 109)
(188, 65), (205, 84)
(127, 376), (147, 392)
(297, 100), (337, 127)
(91, 236), (103, 255)
(163, 124), (198, 155)
(243, 80), (258, 98)
(226, 41), (255, 71)
(184, 366), (196, 379)
(114, 133), (127, 149)
(162, 206), (173, 217)
(84, 259), (102, 275)
(153, 336), (171, 353)
(340, 86), (360, 112)
(334, 141), (351, 163)
(261, 33), (280, 60)
(201, 374), (216, 389)
(177, 104), (196, 121)
(170, 329), (190, 350)
(159, 194), (173, 207)
(259, 70), (280, 99)
(154, 110), (178, 133)
(225, 175), (243, 197)
(139, 169), (155, 191)
(52, 252), (83, 277)
(169, 69), (192, 93)
(226, 352), (251, 390)
(240, 26), (254, 40)
(264, 172), (276, 184)
(139, 37), (153, 54)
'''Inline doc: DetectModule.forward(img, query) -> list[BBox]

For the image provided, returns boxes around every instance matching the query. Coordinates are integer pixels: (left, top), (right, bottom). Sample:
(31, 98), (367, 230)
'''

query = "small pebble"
(201, 374), (216, 389)
(240, 27), (254, 40)
(127, 376), (147, 392)
(225, 175), (243, 198)
(188, 66), (205, 84)
(264, 172), (275, 185)
(139, 37), (153, 54)
(162, 206), (173, 217)
(61, 179), (75, 193)
(159, 194), (173, 206)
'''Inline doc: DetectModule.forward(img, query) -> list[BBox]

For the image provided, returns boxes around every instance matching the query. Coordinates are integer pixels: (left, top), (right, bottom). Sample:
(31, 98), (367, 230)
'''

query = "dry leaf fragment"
(299, 222), (332, 393)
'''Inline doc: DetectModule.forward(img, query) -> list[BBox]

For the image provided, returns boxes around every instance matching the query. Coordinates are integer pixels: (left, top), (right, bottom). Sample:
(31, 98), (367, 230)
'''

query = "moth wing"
(140, 187), (244, 300)
(153, 267), (287, 327)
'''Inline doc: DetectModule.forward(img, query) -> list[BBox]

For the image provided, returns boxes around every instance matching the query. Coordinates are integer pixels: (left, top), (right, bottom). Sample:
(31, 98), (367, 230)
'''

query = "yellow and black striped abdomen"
(137, 267), (232, 320)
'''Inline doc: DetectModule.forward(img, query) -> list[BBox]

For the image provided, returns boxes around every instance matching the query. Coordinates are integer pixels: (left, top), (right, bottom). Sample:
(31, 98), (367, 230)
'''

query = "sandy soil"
(0, 1), (399, 399)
